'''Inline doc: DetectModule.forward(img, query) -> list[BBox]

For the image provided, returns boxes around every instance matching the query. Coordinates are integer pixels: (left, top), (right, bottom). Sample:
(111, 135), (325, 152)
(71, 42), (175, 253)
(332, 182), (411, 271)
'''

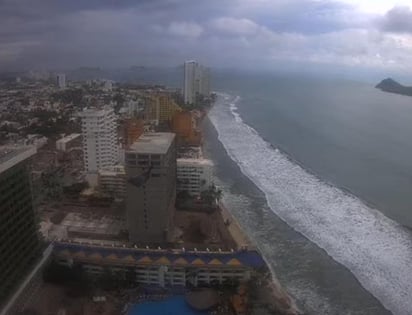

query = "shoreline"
(202, 104), (302, 315)
(203, 92), (403, 315)
(227, 91), (412, 232)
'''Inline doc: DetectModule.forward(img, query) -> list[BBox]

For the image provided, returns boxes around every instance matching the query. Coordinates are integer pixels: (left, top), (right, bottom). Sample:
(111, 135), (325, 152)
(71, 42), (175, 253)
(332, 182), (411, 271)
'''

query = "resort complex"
(0, 63), (297, 315)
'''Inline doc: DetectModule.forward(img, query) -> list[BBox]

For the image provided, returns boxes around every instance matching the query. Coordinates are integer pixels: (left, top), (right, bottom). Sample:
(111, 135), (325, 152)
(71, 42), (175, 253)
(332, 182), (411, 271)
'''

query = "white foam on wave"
(209, 93), (412, 315)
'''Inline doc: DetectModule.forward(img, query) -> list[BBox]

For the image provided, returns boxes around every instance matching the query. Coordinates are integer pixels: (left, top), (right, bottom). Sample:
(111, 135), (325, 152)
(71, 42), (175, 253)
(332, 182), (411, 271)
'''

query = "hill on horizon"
(375, 78), (412, 97)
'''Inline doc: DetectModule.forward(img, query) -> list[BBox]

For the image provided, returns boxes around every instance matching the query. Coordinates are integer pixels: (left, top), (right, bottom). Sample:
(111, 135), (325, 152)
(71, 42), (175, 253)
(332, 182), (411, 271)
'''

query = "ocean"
(202, 75), (412, 315)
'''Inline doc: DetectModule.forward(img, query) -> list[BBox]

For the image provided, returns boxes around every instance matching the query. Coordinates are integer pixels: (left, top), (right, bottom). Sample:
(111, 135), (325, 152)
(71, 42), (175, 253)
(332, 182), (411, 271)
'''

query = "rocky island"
(376, 78), (412, 97)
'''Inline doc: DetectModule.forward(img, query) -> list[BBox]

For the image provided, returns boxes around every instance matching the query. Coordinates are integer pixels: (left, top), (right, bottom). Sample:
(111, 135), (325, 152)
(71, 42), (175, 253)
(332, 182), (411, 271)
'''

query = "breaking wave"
(209, 93), (412, 315)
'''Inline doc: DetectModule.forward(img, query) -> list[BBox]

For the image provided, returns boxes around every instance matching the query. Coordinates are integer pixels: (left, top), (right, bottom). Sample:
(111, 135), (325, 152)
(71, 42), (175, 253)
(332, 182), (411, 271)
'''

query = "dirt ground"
(174, 208), (239, 250)
(25, 284), (119, 315)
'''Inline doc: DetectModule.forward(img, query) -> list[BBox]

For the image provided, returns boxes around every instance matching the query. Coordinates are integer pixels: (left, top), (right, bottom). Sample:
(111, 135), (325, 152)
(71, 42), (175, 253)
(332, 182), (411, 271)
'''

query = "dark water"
(203, 75), (412, 314)
(202, 116), (392, 315)
(215, 75), (412, 228)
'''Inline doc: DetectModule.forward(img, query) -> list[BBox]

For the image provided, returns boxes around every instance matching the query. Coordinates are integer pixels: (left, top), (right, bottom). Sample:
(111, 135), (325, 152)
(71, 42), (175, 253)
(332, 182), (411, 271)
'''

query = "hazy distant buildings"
(56, 73), (66, 89)
(127, 100), (142, 117)
(79, 107), (119, 186)
(125, 133), (176, 244)
(184, 61), (210, 104)
(104, 80), (113, 91)
(198, 65), (210, 96)
(0, 146), (41, 308)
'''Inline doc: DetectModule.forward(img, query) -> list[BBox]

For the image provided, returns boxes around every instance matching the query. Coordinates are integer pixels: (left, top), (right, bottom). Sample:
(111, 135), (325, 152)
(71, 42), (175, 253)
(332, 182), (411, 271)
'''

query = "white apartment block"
(184, 60), (210, 104)
(177, 158), (213, 196)
(79, 107), (119, 186)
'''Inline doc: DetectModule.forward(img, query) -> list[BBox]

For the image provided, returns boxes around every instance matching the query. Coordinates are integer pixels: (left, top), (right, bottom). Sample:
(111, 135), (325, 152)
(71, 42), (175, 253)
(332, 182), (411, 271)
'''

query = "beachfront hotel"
(177, 158), (213, 196)
(125, 133), (177, 244)
(53, 242), (264, 288)
(184, 60), (210, 105)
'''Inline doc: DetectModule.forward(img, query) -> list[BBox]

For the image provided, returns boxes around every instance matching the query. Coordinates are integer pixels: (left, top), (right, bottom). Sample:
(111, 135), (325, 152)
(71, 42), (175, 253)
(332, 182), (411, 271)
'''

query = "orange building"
(145, 92), (182, 124)
(124, 118), (144, 148)
(171, 111), (201, 146)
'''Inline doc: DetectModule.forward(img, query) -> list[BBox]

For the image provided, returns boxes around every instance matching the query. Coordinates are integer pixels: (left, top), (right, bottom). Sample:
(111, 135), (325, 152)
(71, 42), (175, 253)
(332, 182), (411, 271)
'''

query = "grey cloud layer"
(380, 6), (412, 33)
(0, 0), (411, 72)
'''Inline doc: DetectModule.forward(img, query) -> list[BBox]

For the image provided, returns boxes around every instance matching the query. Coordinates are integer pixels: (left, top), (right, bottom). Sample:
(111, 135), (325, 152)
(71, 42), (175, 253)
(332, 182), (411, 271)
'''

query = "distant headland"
(375, 78), (412, 97)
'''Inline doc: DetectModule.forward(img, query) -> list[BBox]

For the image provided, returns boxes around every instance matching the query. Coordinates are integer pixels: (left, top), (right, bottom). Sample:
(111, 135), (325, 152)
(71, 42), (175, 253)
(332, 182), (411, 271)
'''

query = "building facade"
(144, 93), (181, 125)
(123, 118), (144, 148)
(177, 158), (213, 196)
(79, 107), (119, 186)
(56, 133), (82, 152)
(53, 242), (265, 288)
(125, 133), (176, 244)
(98, 165), (126, 199)
(184, 61), (197, 104)
(184, 61), (210, 104)
(56, 73), (66, 89)
(0, 147), (41, 309)
(171, 111), (201, 146)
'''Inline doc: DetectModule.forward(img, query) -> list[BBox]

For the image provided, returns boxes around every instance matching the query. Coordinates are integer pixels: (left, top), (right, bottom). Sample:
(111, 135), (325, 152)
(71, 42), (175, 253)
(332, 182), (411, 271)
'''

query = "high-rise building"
(125, 133), (176, 244)
(145, 93), (181, 125)
(184, 61), (198, 104)
(184, 61), (210, 104)
(79, 107), (119, 186)
(0, 146), (41, 308)
(56, 73), (66, 89)
(199, 66), (210, 96)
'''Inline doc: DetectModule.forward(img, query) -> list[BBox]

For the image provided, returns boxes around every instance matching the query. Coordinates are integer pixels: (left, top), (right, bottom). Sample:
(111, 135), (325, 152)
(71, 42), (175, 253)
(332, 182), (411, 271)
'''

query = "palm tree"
(201, 184), (223, 205)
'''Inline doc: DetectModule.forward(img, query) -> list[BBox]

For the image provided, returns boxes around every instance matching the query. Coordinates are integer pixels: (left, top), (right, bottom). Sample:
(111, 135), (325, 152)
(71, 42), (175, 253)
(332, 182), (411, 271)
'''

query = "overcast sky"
(1, 0), (412, 75)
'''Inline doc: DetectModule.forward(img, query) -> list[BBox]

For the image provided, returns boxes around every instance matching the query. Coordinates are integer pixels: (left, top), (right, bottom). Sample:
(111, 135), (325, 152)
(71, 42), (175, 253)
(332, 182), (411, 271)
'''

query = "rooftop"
(78, 107), (114, 117)
(128, 132), (175, 155)
(0, 146), (36, 174)
(177, 158), (213, 166)
(56, 133), (81, 144)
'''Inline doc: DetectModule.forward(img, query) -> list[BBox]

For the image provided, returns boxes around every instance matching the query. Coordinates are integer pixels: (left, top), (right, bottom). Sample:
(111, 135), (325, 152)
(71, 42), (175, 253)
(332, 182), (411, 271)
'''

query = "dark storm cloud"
(0, 0), (411, 71)
(380, 6), (412, 34)
(244, 1), (356, 35)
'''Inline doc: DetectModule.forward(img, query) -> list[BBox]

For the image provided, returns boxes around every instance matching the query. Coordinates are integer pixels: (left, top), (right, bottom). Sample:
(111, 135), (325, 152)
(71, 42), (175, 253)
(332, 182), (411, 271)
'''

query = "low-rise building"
(53, 242), (264, 288)
(56, 133), (82, 152)
(98, 165), (126, 199)
(177, 158), (213, 196)
(171, 111), (201, 146)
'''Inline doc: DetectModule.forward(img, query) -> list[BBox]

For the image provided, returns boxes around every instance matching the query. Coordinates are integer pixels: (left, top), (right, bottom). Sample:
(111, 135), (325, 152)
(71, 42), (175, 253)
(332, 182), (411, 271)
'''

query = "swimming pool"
(128, 296), (208, 315)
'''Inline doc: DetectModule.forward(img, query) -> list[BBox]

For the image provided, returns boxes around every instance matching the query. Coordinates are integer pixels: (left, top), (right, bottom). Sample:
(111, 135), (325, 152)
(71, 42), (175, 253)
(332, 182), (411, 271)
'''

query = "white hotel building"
(79, 107), (119, 186)
(184, 60), (210, 105)
(177, 158), (213, 196)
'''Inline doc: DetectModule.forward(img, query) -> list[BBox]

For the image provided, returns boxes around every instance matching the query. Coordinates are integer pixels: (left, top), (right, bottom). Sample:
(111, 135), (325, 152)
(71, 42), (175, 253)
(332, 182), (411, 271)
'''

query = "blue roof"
(53, 242), (266, 269)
